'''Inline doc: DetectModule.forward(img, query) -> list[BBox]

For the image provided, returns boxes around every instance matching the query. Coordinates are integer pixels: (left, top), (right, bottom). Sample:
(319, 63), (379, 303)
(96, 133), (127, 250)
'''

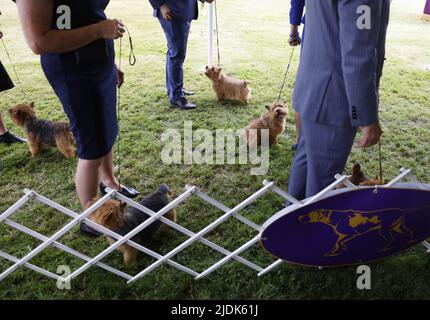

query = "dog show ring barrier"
(0, 167), (429, 284)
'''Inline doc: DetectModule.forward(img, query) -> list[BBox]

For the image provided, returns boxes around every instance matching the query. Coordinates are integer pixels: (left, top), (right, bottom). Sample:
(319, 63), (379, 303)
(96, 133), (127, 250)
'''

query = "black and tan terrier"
(8, 103), (76, 158)
(87, 184), (177, 266)
(204, 65), (251, 104)
(337, 163), (384, 189)
(240, 102), (288, 148)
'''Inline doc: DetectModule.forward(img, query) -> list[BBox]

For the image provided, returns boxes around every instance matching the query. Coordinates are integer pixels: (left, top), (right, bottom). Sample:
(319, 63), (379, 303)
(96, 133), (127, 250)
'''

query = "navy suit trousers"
(158, 18), (192, 101)
(288, 119), (357, 201)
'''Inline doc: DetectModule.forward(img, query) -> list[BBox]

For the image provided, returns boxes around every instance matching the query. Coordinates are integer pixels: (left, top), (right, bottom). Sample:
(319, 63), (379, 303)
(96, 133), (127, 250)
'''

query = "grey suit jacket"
(292, 0), (390, 127)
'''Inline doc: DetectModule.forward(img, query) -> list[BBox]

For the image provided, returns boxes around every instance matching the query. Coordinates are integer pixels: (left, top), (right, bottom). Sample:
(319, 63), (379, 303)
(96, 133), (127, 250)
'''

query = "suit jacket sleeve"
(149, 0), (167, 9)
(338, 0), (389, 127)
(289, 0), (305, 26)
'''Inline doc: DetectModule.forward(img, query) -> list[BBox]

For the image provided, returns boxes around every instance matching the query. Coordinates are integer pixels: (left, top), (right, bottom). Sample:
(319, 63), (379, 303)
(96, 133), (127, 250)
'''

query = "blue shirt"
(149, 0), (200, 21)
(290, 0), (305, 26)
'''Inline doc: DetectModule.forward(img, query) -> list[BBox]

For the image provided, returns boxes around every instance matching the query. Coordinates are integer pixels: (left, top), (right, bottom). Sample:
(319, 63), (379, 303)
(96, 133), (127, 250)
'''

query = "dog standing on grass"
(8, 103), (76, 158)
(204, 65), (252, 104)
(87, 184), (177, 266)
(240, 102), (288, 148)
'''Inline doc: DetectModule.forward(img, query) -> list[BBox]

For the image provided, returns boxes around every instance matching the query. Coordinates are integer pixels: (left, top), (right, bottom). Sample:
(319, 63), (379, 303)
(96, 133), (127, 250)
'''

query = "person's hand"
(160, 4), (173, 21)
(288, 32), (301, 46)
(116, 65), (124, 88)
(97, 19), (125, 40)
(357, 121), (383, 148)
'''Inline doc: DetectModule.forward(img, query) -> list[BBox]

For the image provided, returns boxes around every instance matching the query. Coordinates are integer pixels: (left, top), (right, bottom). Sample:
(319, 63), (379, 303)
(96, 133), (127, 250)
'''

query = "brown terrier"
(336, 163), (384, 189)
(204, 65), (251, 104)
(87, 185), (177, 266)
(240, 102), (288, 148)
(8, 103), (75, 158)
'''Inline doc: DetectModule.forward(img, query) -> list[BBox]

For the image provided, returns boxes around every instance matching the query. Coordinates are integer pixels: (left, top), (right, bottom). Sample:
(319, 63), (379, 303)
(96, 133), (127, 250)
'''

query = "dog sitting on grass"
(87, 184), (177, 266)
(240, 102), (288, 148)
(8, 103), (76, 158)
(336, 163), (384, 189)
(203, 65), (251, 104)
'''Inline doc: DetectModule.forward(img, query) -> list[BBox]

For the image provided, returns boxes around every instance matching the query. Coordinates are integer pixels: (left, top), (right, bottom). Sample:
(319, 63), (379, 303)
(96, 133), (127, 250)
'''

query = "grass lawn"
(0, 0), (429, 300)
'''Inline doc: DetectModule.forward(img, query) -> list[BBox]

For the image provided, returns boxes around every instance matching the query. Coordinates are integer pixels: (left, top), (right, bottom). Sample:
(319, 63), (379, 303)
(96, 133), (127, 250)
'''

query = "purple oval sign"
(261, 186), (430, 267)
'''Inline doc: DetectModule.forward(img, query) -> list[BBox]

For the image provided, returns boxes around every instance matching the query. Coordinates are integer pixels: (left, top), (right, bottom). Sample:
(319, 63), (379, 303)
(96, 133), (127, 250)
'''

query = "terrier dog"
(8, 103), (76, 158)
(87, 184), (177, 266)
(240, 102), (288, 148)
(337, 163), (384, 189)
(203, 65), (251, 104)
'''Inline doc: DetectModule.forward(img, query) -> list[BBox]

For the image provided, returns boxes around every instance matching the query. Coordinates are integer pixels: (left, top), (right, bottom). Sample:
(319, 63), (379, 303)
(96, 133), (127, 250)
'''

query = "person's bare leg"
(295, 112), (301, 145)
(76, 158), (103, 208)
(99, 150), (120, 190)
(0, 113), (7, 135)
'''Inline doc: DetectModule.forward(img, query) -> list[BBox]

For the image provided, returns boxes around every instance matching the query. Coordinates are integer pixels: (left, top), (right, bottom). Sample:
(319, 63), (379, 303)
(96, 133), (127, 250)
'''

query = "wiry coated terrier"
(336, 163), (384, 189)
(204, 65), (251, 104)
(87, 185), (177, 266)
(8, 103), (76, 158)
(240, 102), (288, 148)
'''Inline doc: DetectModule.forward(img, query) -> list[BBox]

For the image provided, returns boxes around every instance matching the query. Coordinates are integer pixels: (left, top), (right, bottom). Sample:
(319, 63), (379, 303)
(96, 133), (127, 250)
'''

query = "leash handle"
(123, 24), (136, 66)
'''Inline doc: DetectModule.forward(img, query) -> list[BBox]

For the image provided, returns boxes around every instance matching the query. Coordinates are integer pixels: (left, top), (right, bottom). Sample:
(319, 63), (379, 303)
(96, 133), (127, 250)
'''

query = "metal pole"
(0, 191), (116, 282)
(113, 188), (263, 272)
(128, 182), (274, 284)
(3, 218), (133, 281)
(30, 190), (198, 279)
(196, 235), (261, 279)
(64, 187), (197, 282)
(208, 2), (214, 65)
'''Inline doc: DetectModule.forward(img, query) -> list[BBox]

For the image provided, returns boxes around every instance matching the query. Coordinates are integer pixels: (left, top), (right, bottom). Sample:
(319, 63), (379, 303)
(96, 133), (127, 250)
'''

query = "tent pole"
(208, 3), (214, 65)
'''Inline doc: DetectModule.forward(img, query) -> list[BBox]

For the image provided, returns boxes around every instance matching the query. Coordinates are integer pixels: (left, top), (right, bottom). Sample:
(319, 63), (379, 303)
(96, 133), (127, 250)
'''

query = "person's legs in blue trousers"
(288, 119), (357, 202)
(158, 18), (191, 102)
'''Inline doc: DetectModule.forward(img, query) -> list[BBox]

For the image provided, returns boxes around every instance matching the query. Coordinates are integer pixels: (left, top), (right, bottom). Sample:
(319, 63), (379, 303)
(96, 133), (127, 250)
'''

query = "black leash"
(1, 37), (29, 103)
(277, 46), (295, 102)
(117, 36), (123, 192)
(378, 140), (383, 182)
(116, 24), (136, 192)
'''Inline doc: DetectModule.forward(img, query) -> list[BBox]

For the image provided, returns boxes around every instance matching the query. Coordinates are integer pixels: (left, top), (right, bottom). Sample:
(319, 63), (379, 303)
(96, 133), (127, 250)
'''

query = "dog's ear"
(30, 102), (35, 109)
(120, 202), (127, 211)
(265, 104), (271, 111)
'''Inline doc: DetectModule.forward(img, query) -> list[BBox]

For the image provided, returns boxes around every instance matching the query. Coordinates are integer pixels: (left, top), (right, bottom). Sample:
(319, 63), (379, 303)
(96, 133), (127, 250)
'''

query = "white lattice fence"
(0, 168), (429, 284)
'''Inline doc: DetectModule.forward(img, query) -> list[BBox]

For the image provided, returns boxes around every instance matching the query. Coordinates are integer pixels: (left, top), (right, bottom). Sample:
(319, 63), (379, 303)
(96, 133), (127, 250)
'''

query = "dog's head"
(8, 102), (36, 127)
(266, 102), (288, 121)
(204, 65), (223, 80)
(337, 163), (384, 189)
(86, 198), (127, 231)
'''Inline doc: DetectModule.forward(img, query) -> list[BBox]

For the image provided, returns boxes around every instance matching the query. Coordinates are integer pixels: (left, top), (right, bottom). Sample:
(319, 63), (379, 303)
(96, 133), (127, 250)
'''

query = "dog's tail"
(159, 184), (170, 195)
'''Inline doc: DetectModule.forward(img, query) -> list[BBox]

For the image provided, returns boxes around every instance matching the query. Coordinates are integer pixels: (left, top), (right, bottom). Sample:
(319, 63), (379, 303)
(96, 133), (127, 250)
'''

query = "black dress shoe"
(167, 89), (195, 97)
(0, 131), (26, 144)
(80, 221), (103, 237)
(182, 89), (195, 96)
(99, 182), (139, 199)
(170, 98), (197, 110)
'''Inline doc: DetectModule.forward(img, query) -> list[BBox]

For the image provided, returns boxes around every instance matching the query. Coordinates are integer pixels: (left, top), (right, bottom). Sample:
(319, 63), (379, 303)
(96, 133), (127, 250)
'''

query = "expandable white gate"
(0, 168), (429, 284)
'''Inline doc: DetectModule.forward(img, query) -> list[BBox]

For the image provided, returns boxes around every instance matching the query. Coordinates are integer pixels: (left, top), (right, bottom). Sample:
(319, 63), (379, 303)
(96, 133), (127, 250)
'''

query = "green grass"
(0, 0), (429, 300)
